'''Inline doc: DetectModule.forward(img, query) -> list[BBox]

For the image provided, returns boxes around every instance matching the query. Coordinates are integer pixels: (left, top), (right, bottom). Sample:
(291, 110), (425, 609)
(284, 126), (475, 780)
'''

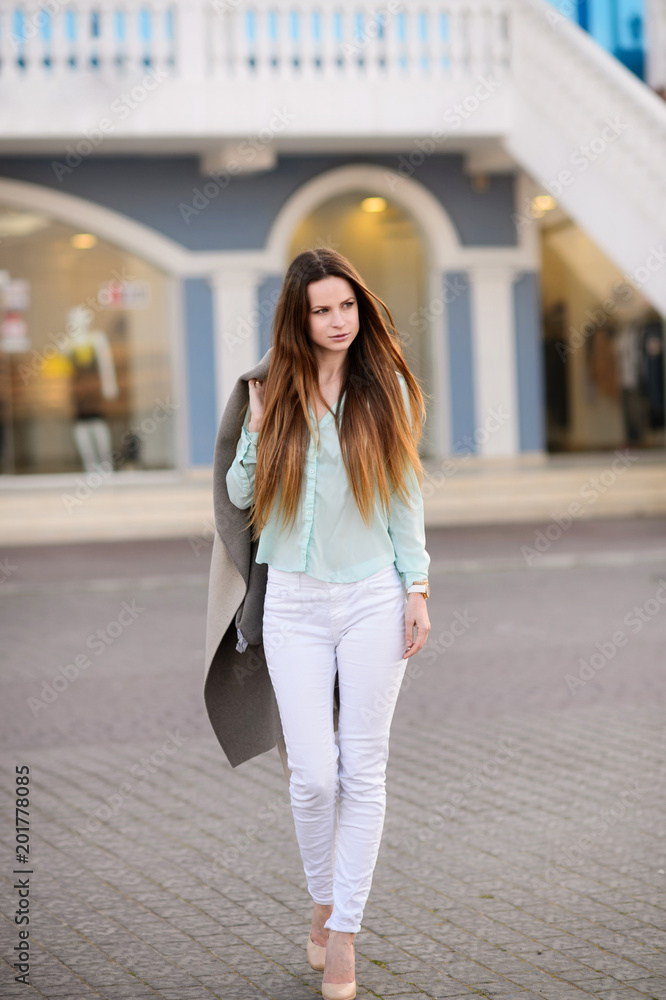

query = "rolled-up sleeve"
(388, 372), (430, 590)
(226, 416), (259, 510)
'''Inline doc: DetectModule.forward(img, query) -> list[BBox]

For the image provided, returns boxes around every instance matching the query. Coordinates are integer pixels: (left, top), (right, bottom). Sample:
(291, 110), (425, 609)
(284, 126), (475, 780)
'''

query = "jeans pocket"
(264, 582), (292, 603)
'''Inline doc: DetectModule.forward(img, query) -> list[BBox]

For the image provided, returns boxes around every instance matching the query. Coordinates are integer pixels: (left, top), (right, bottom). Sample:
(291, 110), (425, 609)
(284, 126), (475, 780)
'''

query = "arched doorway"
(289, 189), (433, 452)
(265, 164), (469, 459)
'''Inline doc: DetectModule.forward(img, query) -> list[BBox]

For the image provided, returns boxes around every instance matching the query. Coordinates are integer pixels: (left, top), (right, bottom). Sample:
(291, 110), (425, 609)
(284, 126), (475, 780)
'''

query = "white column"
(468, 264), (520, 457)
(646, 0), (666, 94)
(177, 0), (207, 81)
(211, 267), (263, 421)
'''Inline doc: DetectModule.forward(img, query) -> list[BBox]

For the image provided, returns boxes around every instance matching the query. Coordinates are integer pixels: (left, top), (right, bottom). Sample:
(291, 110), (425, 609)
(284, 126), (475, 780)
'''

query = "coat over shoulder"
(203, 347), (340, 778)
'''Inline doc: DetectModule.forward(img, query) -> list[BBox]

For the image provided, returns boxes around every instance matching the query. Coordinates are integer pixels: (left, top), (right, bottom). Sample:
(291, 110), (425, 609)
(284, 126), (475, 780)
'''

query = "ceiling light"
(470, 173), (489, 192)
(532, 195), (557, 213)
(71, 233), (98, 249)
(361, 197), (387, 213)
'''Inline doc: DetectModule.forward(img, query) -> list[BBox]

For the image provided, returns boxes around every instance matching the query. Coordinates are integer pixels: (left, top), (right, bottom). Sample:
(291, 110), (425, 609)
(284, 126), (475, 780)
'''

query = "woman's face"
(305, 275), (360, 366)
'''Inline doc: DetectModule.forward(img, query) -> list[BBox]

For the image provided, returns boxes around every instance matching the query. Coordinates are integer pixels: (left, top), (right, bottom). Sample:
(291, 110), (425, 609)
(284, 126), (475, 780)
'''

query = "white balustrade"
(0, 0), (178, 76)
(202, 1), (513, 84)
(0, 1), (514, 82)
(447, 7), (467, 83)
(97, 3), (117, 76)
(150, 3), (172, 75)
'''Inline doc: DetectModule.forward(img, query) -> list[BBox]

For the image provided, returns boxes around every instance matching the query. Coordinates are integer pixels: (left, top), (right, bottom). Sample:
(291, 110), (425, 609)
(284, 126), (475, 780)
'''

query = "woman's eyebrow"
(310, 297), (355, 309)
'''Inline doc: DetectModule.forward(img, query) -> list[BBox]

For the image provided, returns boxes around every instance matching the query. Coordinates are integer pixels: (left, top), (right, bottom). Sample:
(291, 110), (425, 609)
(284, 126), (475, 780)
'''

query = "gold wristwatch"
(406, 579), (429, 600)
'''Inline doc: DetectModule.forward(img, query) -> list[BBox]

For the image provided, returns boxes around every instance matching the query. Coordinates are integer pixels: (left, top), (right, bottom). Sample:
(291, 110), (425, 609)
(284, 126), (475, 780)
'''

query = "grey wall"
(257, 275), (283, 357)
(445, 271), (477, 454)
(514, 271), (546, 453)
(183, 277), (217, 465)
(0, 153), (517, 253)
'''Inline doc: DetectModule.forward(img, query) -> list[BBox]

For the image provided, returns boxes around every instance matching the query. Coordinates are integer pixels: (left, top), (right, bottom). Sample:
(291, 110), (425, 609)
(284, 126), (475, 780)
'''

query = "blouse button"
(308, 467), (315, 475)
(306, 509), (312, 517)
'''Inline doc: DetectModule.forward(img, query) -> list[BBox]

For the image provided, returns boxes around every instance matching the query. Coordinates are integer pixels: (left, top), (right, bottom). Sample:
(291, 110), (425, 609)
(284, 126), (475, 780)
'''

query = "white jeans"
(262, 561), (409, 933)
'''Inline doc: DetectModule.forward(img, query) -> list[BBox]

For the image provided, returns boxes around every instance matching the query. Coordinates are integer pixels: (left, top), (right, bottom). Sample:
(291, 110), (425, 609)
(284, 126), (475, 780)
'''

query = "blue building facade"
(0, 153), (545, 474)
(557, 0), (645, 78)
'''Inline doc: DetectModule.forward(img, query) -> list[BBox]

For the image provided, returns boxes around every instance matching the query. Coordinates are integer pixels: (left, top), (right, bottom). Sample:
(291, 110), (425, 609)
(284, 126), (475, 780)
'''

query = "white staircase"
(507, 0), (666, 318)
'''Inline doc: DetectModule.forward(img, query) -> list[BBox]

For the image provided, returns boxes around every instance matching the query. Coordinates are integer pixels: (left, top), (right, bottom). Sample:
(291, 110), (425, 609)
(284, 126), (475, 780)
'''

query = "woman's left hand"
(404, 593), (430, 658)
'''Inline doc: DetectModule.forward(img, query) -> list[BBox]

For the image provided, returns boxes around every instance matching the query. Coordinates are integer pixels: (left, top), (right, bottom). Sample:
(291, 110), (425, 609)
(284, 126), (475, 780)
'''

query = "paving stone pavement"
(1, 518), (665, 999)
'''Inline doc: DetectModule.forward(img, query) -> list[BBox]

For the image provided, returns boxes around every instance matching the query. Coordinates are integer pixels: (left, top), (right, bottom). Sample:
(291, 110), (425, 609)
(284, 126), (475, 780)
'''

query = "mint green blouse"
(226, 372), (430, 590)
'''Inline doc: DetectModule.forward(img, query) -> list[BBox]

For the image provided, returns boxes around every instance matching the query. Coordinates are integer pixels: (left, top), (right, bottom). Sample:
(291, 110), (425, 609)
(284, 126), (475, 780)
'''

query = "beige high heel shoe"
(306, 935), (327, 972)
(321, 935), (356, 1000)
(321, 979), (357, 1000)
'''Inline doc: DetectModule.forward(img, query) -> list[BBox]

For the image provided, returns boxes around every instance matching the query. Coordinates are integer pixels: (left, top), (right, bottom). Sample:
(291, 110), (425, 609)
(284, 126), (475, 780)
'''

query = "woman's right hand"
(248, 378), (265, 432)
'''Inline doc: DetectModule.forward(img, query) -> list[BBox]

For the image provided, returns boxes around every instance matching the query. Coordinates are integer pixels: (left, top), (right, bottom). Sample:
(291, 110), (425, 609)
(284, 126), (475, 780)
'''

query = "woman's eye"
(315, 302), (353, 313)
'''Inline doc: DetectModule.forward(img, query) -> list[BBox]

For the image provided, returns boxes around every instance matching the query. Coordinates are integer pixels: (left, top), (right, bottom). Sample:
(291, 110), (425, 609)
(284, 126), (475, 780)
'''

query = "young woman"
(226, 248), (431, 1000)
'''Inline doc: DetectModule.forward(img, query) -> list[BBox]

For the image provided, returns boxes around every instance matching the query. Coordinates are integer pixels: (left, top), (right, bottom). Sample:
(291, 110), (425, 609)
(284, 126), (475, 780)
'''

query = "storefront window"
(0, 206), (176, 475)
(541, 214), (665, 452)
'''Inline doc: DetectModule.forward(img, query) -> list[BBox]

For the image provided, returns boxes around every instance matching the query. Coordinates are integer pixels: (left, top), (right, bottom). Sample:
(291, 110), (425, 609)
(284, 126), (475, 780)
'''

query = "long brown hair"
(246, 248), (427, 540)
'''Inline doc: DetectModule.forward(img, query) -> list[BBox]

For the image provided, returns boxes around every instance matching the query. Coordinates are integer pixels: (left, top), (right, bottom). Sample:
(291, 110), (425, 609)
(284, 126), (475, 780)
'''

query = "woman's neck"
(317, 359), (347, 386)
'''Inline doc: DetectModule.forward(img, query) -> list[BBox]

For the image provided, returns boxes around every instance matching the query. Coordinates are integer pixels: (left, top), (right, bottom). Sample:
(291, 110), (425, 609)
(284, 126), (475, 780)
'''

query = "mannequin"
(62, 306), (118, 473)
(612, 314), (644, 446)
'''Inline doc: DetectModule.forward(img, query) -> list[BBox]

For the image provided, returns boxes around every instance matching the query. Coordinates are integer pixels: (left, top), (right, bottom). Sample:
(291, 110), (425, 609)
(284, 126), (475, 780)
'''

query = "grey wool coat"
(203, 347), (340, 780)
